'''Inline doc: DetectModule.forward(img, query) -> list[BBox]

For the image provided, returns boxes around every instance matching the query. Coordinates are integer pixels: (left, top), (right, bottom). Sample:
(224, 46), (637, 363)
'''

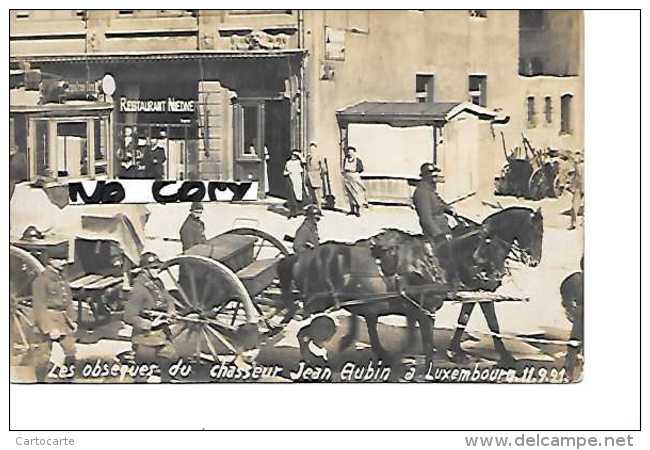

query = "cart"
(494, 134), (564, 200)
(10, 214), (292, 368)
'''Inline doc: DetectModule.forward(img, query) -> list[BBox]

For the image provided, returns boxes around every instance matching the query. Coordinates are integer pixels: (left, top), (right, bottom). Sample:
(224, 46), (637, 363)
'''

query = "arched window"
(561, 93), (573, 134)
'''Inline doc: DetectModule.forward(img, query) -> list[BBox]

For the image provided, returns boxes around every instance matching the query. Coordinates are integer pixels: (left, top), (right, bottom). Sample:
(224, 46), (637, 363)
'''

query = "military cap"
(141, 252), (162, 269)
(419, 162), (441, 177)
(21, 225), (44, 241)
(304, 204), (322, 217)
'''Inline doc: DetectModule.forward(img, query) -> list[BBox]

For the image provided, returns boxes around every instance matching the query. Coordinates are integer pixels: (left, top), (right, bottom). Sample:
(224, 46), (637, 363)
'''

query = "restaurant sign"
(119, 97), (195, 113)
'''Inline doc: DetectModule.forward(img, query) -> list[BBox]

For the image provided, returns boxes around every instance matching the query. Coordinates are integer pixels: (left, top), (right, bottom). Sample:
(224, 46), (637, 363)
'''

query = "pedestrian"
(30, 251), (77, 382)
(143, 137), (167, 179)
(179, 202), (207, 251)
(567, 150), (584, 230)
(305, 142), (323, 209)
(123, 252), (178, 382)
(342, 147), (367, 216)
(412, 162), (459, 285)
(283, 150), (306, 218)
(560, 256), (584, 381)
(293, 204), (321, 255)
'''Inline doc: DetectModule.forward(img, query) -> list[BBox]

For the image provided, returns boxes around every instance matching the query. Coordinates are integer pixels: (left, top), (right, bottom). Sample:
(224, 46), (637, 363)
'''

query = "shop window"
(242, 105), (261, 158)
(469, 10), (487, 19)
(416, 74), (435, 103)
(561, 94), (573, 134)
(94, 119), (108, 175)
(56, 121), (89, 178)
(544, 96), (553, 124)
(33, 121), (50, 178)
(527, 96), (537, 128)
(468, 75), (487, 107)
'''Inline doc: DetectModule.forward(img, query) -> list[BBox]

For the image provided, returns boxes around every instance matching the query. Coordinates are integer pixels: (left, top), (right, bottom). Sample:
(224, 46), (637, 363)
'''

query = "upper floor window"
(544, 96), (553, 124)
(527, 96), (537, 128)
(560, 94), (573, 134)
(469, 10), (487, 18)
(416, 74), (435, 103)
(468, 75), (487, 107)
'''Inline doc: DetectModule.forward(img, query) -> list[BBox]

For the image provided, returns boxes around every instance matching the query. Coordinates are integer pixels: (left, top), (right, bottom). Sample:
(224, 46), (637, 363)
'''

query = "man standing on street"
(31, 252), (77, 382)
(124, 252), (178, 382)
(179, 202), (207, 251)
(305, 142), (323, 210)
(412, 163), (459, 285)
(342, 147), (367, 217)
(567, 150), (584, 230)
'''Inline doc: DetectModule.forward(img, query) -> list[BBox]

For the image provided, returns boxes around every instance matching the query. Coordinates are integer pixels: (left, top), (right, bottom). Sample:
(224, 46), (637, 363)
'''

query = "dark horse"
(446, 206), (544, 364)
(277, 206), (543, 365)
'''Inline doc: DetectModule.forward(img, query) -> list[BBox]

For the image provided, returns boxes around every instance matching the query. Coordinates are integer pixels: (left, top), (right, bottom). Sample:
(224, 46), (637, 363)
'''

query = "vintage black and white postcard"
(9, 9), (584, 384)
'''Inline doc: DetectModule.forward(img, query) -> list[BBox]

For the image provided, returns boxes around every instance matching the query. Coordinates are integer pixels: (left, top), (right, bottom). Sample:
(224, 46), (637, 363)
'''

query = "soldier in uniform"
(31, 252), (77, 382)
(412, 163), (459, 284)
(124, 252), (178, 382)
(293, 204), (321, 255)
(179, 202), (207, 251)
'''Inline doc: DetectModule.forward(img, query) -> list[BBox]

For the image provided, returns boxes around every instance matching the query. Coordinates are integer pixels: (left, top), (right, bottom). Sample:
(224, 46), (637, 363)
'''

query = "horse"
(277, 206), (544, 365)
(277, 229), (443, 364)
(446, 206), (544, 364)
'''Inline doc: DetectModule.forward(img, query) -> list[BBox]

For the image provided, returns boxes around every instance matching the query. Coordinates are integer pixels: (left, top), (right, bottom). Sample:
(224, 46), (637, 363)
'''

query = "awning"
(336, 101), (510, 127)
(10, 49), (306, 64)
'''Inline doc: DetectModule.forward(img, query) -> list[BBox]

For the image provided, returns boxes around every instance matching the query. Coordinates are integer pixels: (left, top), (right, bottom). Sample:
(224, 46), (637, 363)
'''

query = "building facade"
(10, 9), (583, 203)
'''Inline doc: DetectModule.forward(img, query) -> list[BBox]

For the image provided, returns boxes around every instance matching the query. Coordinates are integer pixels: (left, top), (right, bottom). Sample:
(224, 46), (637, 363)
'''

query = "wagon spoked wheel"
(552, 174), (564, 198)
(221, 228), (290, 259)
(528, 169), (547, 201)
(158, 255), (260, 365)
(10, 246), (44, 360)
(219, 228), (292, 331)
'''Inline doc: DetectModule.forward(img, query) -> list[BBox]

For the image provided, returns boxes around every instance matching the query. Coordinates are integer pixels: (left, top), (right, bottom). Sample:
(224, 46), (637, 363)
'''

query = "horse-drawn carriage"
(11, 200), (546, 379)
(494, 134), (567, 201)
(10, 208), (293, 373)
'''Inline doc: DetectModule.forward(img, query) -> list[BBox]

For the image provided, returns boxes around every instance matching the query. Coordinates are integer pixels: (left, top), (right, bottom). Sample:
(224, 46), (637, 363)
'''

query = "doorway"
(264, 99), (291, 198)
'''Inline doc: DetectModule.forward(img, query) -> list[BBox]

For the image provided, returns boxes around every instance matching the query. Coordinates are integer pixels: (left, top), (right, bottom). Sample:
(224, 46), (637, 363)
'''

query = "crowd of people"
(118, 128), (168, 180)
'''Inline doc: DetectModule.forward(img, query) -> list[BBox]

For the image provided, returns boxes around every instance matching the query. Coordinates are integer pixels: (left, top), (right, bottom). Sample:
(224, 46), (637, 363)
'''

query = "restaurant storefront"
(14, 50), (306, 199)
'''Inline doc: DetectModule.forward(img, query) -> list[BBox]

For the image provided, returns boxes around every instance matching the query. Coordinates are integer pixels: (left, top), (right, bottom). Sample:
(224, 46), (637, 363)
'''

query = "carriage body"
(10, 216), (291, 374)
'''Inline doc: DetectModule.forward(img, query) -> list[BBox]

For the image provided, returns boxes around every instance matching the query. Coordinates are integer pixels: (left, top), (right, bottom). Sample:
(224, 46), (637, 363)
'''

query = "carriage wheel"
(220, 228), (290, 259)
(528, 169), (547, 200)
(158, 255), (260, 364)
(10, 246), (45, 361)
(551, 174), (564, 198)
(219, 228), (292, 332)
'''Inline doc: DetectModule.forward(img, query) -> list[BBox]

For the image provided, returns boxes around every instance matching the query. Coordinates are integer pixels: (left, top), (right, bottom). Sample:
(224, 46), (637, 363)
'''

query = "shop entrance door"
(235, 98), (291, 198)
(265, 99), (291, 198)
